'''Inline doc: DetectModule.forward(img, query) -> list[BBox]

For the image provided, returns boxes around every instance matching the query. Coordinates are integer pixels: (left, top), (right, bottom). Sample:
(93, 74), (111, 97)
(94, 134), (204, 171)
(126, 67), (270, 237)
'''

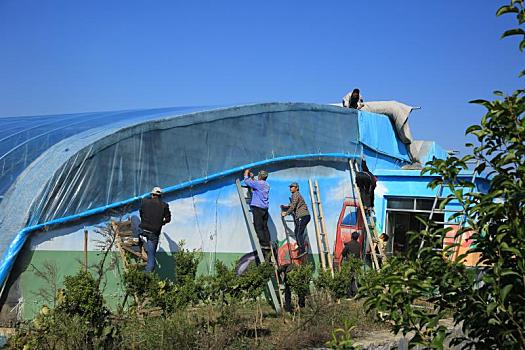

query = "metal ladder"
(235, 179), (282, 312)
(348, 160), (384, 271)
(280, 215), (305, 263)
(308, 179), (334, 277)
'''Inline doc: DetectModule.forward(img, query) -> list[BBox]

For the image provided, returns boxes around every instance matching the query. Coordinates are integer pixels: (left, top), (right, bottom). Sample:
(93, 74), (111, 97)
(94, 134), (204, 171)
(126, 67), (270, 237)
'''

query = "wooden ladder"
(348, 160), (384, 271)
(235, 179), (283, 313)
(111, 221), (149, 315)
(308, 179), (334, 277)
(111, 220), (148, 269)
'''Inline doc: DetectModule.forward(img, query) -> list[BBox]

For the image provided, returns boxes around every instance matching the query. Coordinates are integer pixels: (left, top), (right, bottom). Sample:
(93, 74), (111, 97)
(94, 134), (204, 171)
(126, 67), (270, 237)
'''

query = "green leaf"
(520, 39), (525, 52)
(487, 302), (498, 314)
(501, 284), (513, 302)
(493, 90), (504, 96)
(469, 99), (492, 108)
(501, 28), (525, 38)
(496, 5), (519, 16)
(466, 125), (482, 134)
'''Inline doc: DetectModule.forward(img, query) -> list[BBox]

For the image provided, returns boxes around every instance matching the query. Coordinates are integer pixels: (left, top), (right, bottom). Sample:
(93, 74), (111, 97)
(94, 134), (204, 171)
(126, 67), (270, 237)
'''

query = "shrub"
(315, 258), (362, 300)
(286, 263), (314, 300)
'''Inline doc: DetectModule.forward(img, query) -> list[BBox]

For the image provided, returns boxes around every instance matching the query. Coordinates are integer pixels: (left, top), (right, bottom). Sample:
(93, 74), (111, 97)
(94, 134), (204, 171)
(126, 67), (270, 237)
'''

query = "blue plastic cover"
(0, 106), (210, 200)
(0, 103), (420, 296)
(0, 103), (368, 293)
(358, 111), (411, 162)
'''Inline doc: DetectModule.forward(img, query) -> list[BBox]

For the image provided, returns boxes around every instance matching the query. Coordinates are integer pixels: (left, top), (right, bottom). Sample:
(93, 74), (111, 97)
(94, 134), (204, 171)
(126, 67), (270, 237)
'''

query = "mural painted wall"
(17, 161), (367, 318)
(16, 161), (482, 319)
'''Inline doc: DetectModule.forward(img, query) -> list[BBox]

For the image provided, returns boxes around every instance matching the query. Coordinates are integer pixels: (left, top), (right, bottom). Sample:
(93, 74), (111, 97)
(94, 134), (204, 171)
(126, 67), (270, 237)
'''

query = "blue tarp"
(0, 103), (421, 296)
(358, 111), (411, 162)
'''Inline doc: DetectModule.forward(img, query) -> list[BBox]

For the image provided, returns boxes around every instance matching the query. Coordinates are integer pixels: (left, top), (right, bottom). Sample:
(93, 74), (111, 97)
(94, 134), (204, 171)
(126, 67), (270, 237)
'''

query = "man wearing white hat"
(139, 186), (171, 272)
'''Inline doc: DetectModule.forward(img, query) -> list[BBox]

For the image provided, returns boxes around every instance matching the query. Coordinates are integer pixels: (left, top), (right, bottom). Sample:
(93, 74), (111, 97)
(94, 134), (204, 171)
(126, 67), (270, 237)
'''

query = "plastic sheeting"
(0, 102), (422, 296)
(0, 103), (364, 263)
(358, 111), (411, 162)
(0, 107), (209, 199)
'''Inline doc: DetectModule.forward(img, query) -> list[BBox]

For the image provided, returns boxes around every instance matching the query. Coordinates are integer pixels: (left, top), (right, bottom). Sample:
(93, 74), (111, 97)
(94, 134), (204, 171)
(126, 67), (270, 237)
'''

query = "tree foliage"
(359, 2), (525, 348)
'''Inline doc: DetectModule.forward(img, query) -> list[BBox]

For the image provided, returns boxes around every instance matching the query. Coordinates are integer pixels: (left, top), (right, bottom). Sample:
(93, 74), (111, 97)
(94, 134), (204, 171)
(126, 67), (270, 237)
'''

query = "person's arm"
(243, 169), (264, 191)
(163, 204), (171, 224)
(284, 192), (299, 216)
(357, 95), (365, 110)
(342, 244), (350, 259)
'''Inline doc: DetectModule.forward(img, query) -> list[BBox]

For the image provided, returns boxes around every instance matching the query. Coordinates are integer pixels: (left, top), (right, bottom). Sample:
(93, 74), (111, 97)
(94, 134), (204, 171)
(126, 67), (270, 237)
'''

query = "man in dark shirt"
(139, 187), (171, 272)
(342, 231), (362, 261)
(356, 159), (377, 210)
(342, 231), (361, 297)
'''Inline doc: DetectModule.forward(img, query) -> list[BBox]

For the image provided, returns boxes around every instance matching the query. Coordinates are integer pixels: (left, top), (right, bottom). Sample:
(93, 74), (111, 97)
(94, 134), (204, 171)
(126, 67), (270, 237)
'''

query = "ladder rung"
(433, 221), (460, 225)
(433, 208), (463, 213)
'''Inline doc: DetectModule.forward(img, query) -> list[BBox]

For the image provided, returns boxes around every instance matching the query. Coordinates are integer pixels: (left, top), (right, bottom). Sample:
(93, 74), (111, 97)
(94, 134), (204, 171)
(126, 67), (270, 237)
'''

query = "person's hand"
(281, 212), (287, 217)
(244, 168), (250, 177)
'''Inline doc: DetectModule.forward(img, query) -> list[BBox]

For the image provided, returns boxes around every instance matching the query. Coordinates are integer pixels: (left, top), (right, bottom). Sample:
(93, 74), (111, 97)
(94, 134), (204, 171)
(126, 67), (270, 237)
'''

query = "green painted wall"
(19, 249), (323, 320)
(18, 250), (243, 319)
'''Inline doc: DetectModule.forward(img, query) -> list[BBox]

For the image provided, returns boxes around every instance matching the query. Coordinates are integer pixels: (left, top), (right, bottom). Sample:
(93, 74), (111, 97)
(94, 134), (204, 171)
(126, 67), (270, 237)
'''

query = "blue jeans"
(131, 215), (159, 272)
(142, 231), (159, 272)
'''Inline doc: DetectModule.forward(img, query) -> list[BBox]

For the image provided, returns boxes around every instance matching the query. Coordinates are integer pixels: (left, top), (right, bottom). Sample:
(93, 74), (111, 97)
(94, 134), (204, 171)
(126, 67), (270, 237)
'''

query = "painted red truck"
(333, 198), (365, 268)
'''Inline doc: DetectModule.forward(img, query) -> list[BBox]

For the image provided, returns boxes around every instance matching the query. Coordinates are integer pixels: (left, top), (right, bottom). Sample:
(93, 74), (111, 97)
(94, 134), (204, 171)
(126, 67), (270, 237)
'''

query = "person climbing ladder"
(281, 182), (311, 258)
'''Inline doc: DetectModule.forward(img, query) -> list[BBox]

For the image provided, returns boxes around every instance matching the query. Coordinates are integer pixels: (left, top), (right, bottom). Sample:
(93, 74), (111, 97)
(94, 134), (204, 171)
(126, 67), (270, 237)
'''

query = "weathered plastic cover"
(0, 102), (418, 293)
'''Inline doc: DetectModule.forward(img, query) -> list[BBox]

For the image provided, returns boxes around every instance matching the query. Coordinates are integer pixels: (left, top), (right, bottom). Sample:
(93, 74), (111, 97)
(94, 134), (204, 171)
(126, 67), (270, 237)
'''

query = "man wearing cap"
(139, 187), (171, 272)
(243, 169), (271, 252)
(281, 182), (311, 258)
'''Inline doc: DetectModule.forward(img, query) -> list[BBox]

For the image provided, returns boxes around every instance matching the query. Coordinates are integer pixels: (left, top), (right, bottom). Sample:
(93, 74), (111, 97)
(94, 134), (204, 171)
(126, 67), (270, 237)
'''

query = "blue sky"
(0, 1), (521, 153)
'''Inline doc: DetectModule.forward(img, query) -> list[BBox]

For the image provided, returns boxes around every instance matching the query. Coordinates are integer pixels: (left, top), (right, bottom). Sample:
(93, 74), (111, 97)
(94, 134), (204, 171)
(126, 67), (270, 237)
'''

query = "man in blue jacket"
(243, 168), (271, 254)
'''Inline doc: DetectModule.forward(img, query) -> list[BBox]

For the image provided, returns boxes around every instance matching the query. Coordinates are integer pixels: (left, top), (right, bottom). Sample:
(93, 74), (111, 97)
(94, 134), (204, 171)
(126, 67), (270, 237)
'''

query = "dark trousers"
(283, 273), (306, 311)
(347, 276), (358, 298)
(251, 206), (271, 248)
(294, 215), (310, 254)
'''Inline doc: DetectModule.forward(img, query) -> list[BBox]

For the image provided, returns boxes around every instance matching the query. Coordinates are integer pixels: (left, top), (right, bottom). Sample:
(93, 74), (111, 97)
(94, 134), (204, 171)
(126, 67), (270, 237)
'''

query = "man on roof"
(342, 88), (365, 109)
(243, 169), (272, 256)
(139, 186), (171, 272)
(281, 182), (311, 258)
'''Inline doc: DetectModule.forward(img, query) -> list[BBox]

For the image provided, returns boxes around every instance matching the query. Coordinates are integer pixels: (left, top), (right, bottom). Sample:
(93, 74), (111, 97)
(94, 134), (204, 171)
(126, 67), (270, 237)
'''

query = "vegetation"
(6, 244), (380, 349)
(315, 258), (363, 300)
(6, 3), (523, 349)
(359, 2), (525, 348)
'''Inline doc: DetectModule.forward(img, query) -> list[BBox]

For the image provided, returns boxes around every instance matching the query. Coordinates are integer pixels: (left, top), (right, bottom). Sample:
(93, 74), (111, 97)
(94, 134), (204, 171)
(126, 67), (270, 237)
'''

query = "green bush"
(287, 263), (314, 300)
(7, 270), (118, 350)
(315, 258), (362, 300)
(358, 3), (525, 347)
(173, 240), (201, 285)
(57, 270), (110, 326)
